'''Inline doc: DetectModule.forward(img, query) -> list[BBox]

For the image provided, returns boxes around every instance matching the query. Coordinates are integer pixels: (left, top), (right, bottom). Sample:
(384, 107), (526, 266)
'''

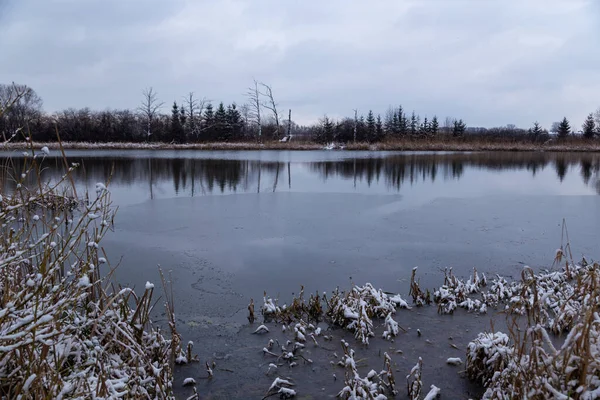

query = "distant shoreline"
(4, 139), (600, 152)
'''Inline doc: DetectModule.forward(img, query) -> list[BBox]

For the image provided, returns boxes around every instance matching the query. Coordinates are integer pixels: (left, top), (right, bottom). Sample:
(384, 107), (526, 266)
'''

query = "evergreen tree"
(226, 103), (242, 140)
(530, 121), (543, 139)
(203, 103), (215, 140)
(357, 115), (366, 142)
(557, 117), (571, 139)
(398, 106), (407, 136)
(421, 117), (429, 136)
(170, 102), (185, 143)
(321, 115), (335, 143)
(375, 114), (384, 142)
(430, 116), (439, 136)
(453, 119), (466, 137)
(214, 102), (229, 141)
(366, 110), (376, 142)
(392, 111), (399, 135)
(179, 108), (187, 141)
(384, 109), (396, 136)
(410, 111), (418, 135)
(583, 113), (596, 139)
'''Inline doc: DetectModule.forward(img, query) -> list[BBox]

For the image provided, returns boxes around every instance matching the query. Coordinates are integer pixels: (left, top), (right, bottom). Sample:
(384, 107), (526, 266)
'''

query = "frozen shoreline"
(5, 139), (600, 152)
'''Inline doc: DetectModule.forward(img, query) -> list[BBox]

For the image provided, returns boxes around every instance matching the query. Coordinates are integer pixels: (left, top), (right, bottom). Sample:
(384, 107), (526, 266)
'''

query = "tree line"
(1, 82), (600, 144)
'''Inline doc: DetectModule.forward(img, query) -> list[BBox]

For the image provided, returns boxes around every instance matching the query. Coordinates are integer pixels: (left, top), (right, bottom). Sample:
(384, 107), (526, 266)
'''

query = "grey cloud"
(0, 0), (598, 129)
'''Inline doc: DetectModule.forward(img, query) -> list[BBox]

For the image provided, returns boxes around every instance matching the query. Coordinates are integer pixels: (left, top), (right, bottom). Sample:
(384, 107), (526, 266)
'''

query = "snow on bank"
(0, 156), (180, 398)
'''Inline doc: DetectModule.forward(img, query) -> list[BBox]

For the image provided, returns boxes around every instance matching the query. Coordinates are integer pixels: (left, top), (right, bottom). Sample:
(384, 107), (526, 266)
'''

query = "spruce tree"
(179, 108), (187, 141)
(421, 117), (429, 136)
(170, 102), (185, 143)
(397, 106), (405, 136)
(410, 111), (418, 135)
(557, 117), (571, 139)
(530, 121), (543, 139)
(384, 111), (394, 136)
(583, 113), (596, 139)
(453, 119), (466, 137)
(430, 116), (439, 136)
(321, 115), (335, 143)
(375, 114), (384, 142)
(366, 110), (376, 142)
(357, 115), (366, 142)
(226, 103), (242, 140)
(202, 103), (215, 141)
(214, 102), (229, 141)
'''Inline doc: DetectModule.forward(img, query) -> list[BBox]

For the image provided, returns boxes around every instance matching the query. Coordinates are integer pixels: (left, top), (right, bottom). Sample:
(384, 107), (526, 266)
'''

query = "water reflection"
(1, 152), (600, 200)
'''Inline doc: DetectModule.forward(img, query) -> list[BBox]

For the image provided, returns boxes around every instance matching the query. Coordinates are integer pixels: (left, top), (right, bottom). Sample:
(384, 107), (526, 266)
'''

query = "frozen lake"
(2, 149), (600, 398)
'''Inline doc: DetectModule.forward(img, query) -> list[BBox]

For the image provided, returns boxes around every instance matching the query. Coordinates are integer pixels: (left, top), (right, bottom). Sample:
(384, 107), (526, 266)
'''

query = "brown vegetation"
(4, 136), (600, 152)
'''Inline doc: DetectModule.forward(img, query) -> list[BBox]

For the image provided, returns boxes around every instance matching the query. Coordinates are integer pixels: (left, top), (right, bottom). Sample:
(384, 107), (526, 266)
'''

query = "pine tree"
(357, 115), (366, 142)
(203, 103), (215, 141)
(430, 116), (439, 136)
(530, 121), (543, 139)
(421, 117), (429, 136)
(226, 103), (242, 140)
(170, 102), (185, 143)
(214, 102), (229, 141)
(375, 114), (384, 142)
(557, 117), (571, 139)
(583, 113), (596, 139)
(366, 110), (376, 142)
(392, 111), (399, 135)
(179, 108), (187, 141)
(384, 108), (398, 137)
(398, 106), (407, 136)
(453, 119), (466, 137)
(321, 115), (335, 143)
(410, 111), (418, 135)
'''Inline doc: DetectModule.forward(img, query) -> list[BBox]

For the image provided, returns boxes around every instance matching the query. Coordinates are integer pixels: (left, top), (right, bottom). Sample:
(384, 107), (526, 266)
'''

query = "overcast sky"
(1, 0), (598, 128)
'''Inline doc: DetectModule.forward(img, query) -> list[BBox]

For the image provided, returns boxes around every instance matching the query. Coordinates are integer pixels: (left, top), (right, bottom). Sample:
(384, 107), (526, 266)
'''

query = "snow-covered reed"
(0, 141), (180, 398)
(466, 259), (600, 399)
(327, 283), (409, 345)
(336, 340), (393, 399)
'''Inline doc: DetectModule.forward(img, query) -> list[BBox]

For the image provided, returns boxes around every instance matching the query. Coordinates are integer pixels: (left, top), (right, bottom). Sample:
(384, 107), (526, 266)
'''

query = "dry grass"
(4, 136), (600, 152)
(0, 139), (183, 398)
(463, 259), (600, 399)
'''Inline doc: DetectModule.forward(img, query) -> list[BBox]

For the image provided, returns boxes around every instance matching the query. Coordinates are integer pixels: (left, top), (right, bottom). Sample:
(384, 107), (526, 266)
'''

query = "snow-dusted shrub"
(0, 143), (177, 398)
(327, 283), (408, 345)
(466, 332), (514, 386)
(336, 340), (389, 399)
(434, 268), (487, 314)
(467, 263), (600, 399)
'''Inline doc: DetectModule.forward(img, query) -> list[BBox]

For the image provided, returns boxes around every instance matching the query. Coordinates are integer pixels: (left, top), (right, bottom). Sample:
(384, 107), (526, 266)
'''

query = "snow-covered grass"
(252, 229), (600, 399)
(0, 142), (182, 398)
(336, 340), (395, 399)
(465, 259), (600, 399)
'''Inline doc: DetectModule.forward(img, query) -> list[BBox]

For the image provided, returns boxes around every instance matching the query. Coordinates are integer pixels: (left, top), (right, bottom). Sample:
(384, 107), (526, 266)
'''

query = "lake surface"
(2, 149), (600, 398)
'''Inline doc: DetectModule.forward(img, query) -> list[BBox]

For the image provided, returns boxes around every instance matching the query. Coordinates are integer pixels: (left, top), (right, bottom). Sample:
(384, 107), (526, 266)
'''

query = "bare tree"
(260, 82), (280, 139)
(353, 109), (358, 143)
(182, 92), (208, 140)
(137, 87), (164, 140)
(287, 109), (292, 140)
(443, 117), (455, 135)
(246, 80), (262, 141)
(594, 107), (600, 133)
(0, 83), (43, 139)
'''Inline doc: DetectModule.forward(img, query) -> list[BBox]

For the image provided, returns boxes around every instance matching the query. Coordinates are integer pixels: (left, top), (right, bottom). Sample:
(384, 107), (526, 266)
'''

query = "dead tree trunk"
(287, 109), (292, 139)
(353, 109), (358, 143)
(246, 80), (262, 142)
(138, 87), (164, 142)
(260, 82), (280, 140)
